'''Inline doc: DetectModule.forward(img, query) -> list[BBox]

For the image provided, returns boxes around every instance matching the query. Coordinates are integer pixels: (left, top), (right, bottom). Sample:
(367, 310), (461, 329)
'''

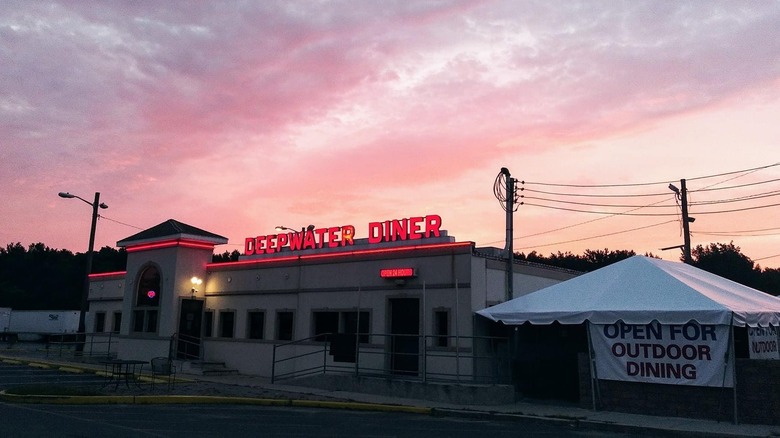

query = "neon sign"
(244, 214), (442, 256)
(380, 268), (416, 278)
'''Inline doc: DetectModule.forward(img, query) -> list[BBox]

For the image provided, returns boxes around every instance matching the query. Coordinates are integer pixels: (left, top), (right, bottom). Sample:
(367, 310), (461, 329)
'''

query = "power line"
(696, 226), (780, 234)
(754, 253), (780, 262)
(523, 203), (683, 217)
(690, 190), (780, 206)
(521, 195), (679, 209)
(515, 220), (678, 250)
(522, 162), (779, 188)
(691, 177), (780, 193)
(492, 163), (780, 254)
(523, 200), (780, 216)
(521, 187), (669, 198)
(99, 215), (145, 230)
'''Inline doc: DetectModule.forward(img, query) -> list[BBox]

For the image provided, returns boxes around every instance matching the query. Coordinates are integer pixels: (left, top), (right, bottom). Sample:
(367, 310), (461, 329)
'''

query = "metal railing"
(170, 332), (203, 361)
(0, 331), (117, 359)
(271, 332), (509, 384)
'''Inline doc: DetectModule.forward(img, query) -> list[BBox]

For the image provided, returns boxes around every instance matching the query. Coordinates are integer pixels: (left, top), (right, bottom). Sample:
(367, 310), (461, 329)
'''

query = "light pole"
(58, 191), (108, 352)
(275, 225), (315, 233)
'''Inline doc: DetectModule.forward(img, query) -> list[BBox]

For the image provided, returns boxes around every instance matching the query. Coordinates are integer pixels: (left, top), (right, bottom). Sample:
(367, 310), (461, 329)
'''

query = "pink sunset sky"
(2, 1), (779, 268)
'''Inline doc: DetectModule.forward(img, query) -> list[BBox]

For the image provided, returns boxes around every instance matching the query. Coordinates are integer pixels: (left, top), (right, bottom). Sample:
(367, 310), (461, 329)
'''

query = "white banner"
(590, 321), (732, 387)
(747, 326), (779, 360)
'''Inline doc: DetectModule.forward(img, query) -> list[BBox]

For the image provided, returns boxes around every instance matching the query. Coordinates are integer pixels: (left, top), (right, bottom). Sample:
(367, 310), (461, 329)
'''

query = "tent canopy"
(477, 255), (780, 327)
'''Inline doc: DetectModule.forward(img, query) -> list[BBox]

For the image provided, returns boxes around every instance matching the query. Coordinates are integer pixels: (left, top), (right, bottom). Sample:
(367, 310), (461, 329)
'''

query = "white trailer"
(7, 310), (80, 341)
(0, 307), (10, 333)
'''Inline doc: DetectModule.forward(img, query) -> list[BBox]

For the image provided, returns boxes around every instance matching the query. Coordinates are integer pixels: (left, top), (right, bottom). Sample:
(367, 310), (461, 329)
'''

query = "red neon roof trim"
(88, 271), (127, 279)
(126, 239), (215, 253)
(207, 241), (472, 269)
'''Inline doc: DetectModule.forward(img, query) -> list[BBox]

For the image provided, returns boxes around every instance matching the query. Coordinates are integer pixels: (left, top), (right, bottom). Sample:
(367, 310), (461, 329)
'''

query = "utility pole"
(680, 179), (692, 264)
(504, 168), (514, 302)
(668, 179), (694, 264)
(495, 168), (517, 302)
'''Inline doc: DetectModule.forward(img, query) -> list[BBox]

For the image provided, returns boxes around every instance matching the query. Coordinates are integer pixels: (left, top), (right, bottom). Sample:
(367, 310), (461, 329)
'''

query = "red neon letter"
(289, 232), (304, 251)
(341, 225), (355, 246)
(244, 237), (256, 256)
(327, 227), (340, 248)
(409, 216), (423, 240)
(425, 214), (442, 238)
(265, 234), (276, 254)
(368, 222), (382, 244)
(276, 233), (288, 250)
(390, 219), (407, 241)
(255, 235), (267, 255)
(303, 230), (316, 249)
(314, 228), (327, 249)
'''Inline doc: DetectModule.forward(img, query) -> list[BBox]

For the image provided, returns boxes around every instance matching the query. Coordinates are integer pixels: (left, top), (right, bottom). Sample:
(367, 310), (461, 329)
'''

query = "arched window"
(133, 266), (161, 333)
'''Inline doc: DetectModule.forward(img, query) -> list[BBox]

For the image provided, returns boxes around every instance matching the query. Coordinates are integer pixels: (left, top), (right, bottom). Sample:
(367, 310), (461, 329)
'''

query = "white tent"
(477, 255), (780, 327)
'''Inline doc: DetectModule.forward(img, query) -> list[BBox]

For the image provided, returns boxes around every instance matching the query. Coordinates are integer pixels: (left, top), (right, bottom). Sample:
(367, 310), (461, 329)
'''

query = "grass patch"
(5, 384), (102, 396)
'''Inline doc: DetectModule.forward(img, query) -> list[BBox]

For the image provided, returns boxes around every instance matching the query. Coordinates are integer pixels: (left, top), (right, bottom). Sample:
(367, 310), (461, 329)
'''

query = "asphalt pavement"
(1, 347), (778, 438)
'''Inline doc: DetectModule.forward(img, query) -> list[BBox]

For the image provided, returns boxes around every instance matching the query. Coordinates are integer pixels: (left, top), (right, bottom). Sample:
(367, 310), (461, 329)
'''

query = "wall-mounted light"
(191, 276), (203, 297)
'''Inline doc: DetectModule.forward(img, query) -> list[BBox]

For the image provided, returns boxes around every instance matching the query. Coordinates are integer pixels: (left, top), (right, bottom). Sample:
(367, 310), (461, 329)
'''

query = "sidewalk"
(1, 350), (779, 438)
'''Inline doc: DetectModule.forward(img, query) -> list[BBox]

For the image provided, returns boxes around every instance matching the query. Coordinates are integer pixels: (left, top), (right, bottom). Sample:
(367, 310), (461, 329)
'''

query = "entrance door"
(389, 298), (420, 375)
(177, 299), (203, 360)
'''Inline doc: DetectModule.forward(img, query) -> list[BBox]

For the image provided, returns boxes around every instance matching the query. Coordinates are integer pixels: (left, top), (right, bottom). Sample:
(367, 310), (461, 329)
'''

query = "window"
(203, 310), (214, 337)
(248, 311), (265, 340)
(342, 311), (370, 344)
(94, 312), (106, 333)
(132, 266), (161, 333)
(112, 312), (122, 333)
(313, 310), (370, 343)
(219, 311), (235, 338)
(434, 310), (449, 347)
(276, 311), (294, 341)
(313, 312), (338, 341)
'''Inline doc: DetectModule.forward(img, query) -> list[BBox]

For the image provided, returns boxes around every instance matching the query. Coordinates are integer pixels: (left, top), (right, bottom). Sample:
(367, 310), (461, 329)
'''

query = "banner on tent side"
(590, 321), (733, 387)
(747, 326), (779, 360)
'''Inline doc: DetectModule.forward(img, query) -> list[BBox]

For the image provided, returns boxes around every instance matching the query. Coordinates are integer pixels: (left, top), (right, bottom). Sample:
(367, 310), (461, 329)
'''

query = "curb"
(431, 409), (769, 438)
(0, 390), (431, 415)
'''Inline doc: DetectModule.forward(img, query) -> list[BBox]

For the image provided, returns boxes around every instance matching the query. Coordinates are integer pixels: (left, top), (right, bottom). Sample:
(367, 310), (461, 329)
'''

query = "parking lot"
(0, 358), (108, 392)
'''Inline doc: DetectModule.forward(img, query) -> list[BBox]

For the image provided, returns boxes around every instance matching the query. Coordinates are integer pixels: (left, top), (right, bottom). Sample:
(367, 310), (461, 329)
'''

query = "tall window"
(203, 310), (214, 337)
(276, 311), (294, 341)
(112, 312), (122, 333)
(133, 266), (161, 333)
(248, 311), (265, 340)
(434, 310), (449, 347)
(313, 310), (370, 344)
(219, 310), (235, 338)
(94, 312), (106, 333)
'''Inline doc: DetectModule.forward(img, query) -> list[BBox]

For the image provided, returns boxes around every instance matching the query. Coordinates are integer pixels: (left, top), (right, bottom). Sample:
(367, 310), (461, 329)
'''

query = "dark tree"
(688, 242), (762, 291)
(212, 250), (241, 263)
(517, 248), (636, 272)
(0, 243), (127, 310)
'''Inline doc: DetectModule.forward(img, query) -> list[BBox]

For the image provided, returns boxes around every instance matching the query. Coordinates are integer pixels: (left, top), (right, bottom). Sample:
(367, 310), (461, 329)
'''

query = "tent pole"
(729, 313), (738, 424)
(586, 320), (598, 411)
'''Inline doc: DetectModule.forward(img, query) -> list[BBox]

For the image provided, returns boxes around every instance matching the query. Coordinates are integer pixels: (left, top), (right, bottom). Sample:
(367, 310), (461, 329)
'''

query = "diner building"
(86, 215), (577, 382)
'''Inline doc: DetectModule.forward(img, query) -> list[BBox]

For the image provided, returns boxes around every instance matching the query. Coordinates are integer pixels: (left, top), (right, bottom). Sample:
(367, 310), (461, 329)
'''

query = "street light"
(58, 191), (108, 352)
(275, 225), (315, 233)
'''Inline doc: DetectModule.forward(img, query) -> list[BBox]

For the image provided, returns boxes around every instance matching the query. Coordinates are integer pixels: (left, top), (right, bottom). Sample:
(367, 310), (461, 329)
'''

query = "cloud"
(1, 1), (779, 265)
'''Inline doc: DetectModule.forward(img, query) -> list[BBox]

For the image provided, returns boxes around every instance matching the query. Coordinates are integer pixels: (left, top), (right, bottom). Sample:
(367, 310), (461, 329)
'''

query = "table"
(100, 359), (146, 390)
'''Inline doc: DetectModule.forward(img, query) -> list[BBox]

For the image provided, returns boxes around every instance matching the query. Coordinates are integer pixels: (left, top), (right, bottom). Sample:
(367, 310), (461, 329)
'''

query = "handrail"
(271, 332), (509, 384)
(170, 332), (203, 361)
(31, 331), (117, 359)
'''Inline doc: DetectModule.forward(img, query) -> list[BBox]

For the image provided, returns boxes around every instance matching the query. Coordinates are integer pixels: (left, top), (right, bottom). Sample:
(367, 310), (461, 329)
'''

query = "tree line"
(0, 241), (777, 311)
(518, 242), (780, 295)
